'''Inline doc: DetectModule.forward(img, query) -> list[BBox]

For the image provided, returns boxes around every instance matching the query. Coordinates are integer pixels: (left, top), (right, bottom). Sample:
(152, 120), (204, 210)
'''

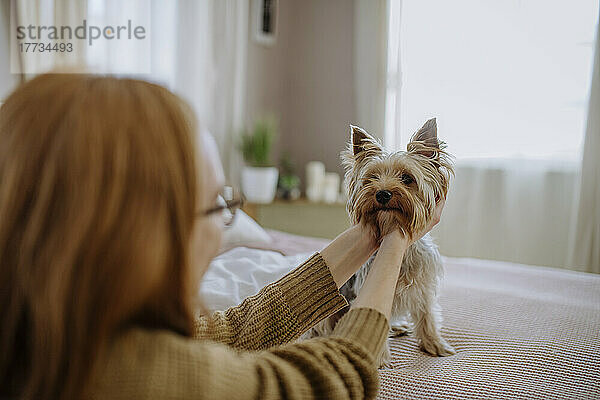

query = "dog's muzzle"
(375, 190), (392, 205)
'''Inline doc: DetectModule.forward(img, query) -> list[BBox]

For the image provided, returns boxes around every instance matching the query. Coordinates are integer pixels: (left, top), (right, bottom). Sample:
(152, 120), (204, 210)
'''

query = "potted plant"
(277, 152), (301, 201)
(240, 117), (279, 204)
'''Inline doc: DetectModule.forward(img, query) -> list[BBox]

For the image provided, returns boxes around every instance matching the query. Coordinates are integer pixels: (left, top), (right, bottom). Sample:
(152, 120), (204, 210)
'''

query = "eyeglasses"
(200, 186), (244, 227)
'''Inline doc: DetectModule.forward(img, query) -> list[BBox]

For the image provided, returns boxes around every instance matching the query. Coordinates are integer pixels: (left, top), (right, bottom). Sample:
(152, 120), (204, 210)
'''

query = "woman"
(0, 74), (444, 399)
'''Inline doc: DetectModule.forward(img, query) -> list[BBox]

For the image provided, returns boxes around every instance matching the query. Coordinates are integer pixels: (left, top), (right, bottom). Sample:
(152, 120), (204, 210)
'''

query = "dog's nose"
(375, 190), (392, 205)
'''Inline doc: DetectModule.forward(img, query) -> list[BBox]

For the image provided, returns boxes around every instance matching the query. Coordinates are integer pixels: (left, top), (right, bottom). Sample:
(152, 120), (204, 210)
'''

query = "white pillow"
(218, 209), (272, 253)
(202, 247), (312, 311)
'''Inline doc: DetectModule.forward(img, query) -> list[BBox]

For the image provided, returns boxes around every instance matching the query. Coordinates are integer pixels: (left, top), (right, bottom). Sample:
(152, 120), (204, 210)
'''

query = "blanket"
(202, 230), (600, 399)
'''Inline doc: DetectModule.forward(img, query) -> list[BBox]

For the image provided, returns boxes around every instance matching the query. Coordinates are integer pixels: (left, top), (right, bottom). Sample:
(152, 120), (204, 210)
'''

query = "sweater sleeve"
(194, 253), (349, 350)
(93, 308), (390, 400)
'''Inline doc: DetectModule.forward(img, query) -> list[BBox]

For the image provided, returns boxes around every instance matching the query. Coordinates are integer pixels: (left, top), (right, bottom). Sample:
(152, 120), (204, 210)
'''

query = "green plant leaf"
(240, 117), (277, 167)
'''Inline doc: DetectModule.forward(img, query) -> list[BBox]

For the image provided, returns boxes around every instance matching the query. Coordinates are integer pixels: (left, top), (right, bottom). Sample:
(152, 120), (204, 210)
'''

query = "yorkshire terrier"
(304, 118), (455, 367)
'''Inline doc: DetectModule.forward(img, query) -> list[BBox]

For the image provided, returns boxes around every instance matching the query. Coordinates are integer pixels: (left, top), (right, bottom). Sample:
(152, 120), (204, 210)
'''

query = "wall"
(282, 0), (356, 182)
(245, 0), (292, 162)
(245, 0), (358, 186)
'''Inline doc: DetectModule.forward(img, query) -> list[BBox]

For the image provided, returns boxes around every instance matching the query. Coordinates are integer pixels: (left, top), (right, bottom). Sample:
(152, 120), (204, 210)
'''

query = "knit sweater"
(91, 253), (390, 399)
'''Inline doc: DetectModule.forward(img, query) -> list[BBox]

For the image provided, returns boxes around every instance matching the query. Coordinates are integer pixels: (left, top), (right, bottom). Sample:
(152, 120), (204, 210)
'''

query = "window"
(385, 0), (598, 160)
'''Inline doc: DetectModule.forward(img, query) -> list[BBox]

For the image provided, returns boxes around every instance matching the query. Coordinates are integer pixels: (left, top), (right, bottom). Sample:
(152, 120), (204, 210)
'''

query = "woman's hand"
(350, 229), (406, 319)
(320, 224), (378, 288)
(384, 195), (447, 250)
(321, 196), (446, 288)
(351, 196), (446, 319)
(419, 195), (446, 241)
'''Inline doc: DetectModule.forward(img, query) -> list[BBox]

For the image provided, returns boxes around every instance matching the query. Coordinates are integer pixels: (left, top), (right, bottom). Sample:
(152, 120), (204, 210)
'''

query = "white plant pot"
(241, 166), (279, 204)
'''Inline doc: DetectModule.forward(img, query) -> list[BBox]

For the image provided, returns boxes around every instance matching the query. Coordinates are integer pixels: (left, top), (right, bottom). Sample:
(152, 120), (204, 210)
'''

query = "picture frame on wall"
(253, 0), (278, 46)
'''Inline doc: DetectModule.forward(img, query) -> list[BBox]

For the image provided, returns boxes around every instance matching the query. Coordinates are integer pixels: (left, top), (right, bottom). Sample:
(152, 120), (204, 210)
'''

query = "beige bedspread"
(266, 230), (600, 400)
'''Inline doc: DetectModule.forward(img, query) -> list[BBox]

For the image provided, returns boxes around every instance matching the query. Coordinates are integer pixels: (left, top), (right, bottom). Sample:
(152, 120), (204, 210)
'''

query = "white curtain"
(10, 0), (248, 184)
(0, 1), (21, 99)
(432, 159), (579, 269)
(569, 16), (600, 274)
(89, 0), (248, 184)
(205, 0), (248, 186)
(163, 0), (248, 185)
(353, 0), (387, 142)
(385, 0), (598, 270)
(12, 0), (88, 76)
(85, 0), (151, 74)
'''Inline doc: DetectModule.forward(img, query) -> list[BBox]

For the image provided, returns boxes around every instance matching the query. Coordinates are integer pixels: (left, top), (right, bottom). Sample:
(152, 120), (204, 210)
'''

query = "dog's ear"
(350, 125), (383, 157)
(407, 118), (440, 160)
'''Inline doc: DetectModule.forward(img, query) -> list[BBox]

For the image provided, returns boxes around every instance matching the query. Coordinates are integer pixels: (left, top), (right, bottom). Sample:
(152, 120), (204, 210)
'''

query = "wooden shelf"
(243, 198), (350, 239)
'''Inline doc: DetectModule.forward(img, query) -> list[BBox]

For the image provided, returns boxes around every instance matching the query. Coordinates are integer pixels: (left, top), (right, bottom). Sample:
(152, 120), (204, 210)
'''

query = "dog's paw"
(389, 322), (411, 337)
(377, 344), (393, 369)
(420, 337), (455, 357)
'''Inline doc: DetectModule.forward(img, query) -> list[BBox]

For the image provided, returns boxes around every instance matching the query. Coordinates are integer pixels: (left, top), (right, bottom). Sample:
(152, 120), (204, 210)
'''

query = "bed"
(202, 229), (600, 400)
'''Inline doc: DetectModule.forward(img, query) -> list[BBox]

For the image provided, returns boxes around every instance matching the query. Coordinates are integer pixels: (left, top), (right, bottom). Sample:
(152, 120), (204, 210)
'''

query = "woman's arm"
(194, 253), (348, 350)
(319, 224), (378, 288)
(351, 196), (446, 320)
(98, 308), (389, 400)
(194, 224), (378, 351)
(194, 196), (445, 351)
(351, 231), (407, 319)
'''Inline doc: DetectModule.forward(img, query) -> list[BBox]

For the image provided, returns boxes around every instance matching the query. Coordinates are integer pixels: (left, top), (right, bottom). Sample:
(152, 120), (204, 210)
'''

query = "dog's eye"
(401, 174), (414, 185)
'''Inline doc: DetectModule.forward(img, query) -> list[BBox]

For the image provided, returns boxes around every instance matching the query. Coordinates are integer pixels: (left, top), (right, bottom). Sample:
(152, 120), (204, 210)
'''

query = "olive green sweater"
(92, 253), (390, 399)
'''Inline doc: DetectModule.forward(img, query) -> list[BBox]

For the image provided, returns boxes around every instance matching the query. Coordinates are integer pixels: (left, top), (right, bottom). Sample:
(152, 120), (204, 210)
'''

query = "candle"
(306, 161), (325, 202)
(322, 172), (340, 204)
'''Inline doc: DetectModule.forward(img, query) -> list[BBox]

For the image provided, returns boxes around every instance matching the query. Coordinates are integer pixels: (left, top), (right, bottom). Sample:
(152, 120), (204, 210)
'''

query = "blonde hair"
(0, 74), (199, 399)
